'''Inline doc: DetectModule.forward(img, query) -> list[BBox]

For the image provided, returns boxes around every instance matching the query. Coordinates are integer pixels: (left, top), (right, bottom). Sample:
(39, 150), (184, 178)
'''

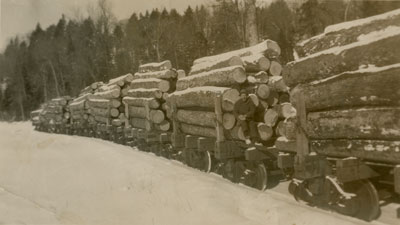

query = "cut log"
(269, 61), (282, 76)
(247, 71), (269, 84)
(127, 88), (163, 99)
(97, 84), (121, 92)
(277, 103), (297, 119)
(130, 78), (170, 92)
(257, 123), (273, 141)
(189, 56), (243, 76)
(176, 66), (246, 91)
(161, 103), (168, 111)
(290, 64), (400, 111)
(249, 94), (259, 107)
(168, 86), (231, 110)
(256, 84), (270, 100)
(222, 89), (240, 112)
(193, 40), (281, 65)
(74, 93), (92, 102)
(111, 119), (123, 127)
(269, 76), (289, 93)
(94, 115), (109, 124)
(110, 99), (121, 108)
(109, 73), (134, 87)
(110, 108), (120, 118)
(130, 117), (152, 130)
(123, 97), (160, 109)
(134, 69), (177, 80)
(91, 81), (103, 90)
(138, 60), (172, 73)
(242, 54), (270, 72)
(176, 110), (216, 127)
(284, 29), (400, 87)
(295, 9), (400, 58)
(87, 99), (110, 109)
(264, 108), (279, 127)
(150, 110), (165, 124)
(180, 123), (216, 138)
(69, 99), (86, 111)
(121, 87), (130, 97)
(310, 139), (400, 164)
(128, 106), (147, 118)
(276, 118), (297, 140)
(89, 107), (109, 117)
(222, 113), (236, 130)
(177, 69), (186, 79)
(162, 93), (169, 100)
(63, 112), (70, 119)
(307, 107), (400, 140)
(92, 88), (120, 99)
(154, 120), (171, 131)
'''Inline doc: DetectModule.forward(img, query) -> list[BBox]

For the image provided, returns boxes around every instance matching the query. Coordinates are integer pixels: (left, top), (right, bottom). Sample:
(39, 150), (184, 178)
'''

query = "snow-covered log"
(283, 27), (400, 87)
(242, 54), (270, 72)
(176, 66), (246, 91)
(134, 69), (177, 80)
(138, 60), (172, 73)
(130, 78), (171, 93)
(127, 88), (163, 99)
(189, 56), (243, 76)
(290, 64), (400, 111)
(306, 107), (400, 140)
(108, 73), (134, 87)
(123, 97), (160, 109)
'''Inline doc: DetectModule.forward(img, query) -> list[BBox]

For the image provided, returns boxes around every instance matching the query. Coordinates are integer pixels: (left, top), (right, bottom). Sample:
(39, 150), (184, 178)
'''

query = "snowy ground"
(0, 122), (386, 225)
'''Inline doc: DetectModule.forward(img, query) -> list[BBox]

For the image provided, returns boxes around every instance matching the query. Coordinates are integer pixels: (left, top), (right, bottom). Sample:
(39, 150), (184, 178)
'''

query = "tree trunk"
(257, 123), (273, 141)
(177, 66), (246, 91)
(168, 86), (231, 110)
(177, 109), (216, 127)
(123, 97), (160, 109)
(134, 69), (177, 80)
(180, 123), (216, 138)
(242, 54), (270, 73)
(295, 10), (400, 58)
(222, 89), (240, 112)
(150, 110), (165, 124)
(244, 0), (258, 46)
(269, 61), (282, 76)
(193, 40), (280, 66)
(130, 117), (151, 130)
(284, 32), (400, 87)
(263, 108), (279, 127)
(189, 56), (243, 76)
(127, 88), (163, 99)
(87, 99), (110, 109)
(307, 107), (400, 140)
(130, 78), (170, 93)
(290, 64), (400, 111)
(223, 113), (236, 130)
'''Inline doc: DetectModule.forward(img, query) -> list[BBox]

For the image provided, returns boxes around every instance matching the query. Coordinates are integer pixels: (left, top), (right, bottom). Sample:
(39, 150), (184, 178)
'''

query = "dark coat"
(233, 97), (256, 120)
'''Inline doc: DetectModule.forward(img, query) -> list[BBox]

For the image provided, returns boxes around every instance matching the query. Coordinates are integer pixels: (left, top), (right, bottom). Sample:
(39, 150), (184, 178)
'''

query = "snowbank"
(0, 122), (375, 225)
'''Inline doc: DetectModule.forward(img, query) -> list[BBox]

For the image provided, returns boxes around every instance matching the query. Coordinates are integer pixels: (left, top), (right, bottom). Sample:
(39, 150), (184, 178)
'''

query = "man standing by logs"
(233, 89), (257, 144)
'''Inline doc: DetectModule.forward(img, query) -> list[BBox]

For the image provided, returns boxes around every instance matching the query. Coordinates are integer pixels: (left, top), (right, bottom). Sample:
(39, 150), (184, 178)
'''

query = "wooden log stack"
(123, 60), (176, 131)
(167, 40), (292, 144)
(282, 9), (400, 163)
(87, 74), (133, 127)
(38, 96), (71, 126)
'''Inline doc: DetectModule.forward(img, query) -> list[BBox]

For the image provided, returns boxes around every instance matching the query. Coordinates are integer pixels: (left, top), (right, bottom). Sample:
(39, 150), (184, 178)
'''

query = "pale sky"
(0, 0), (218, 51)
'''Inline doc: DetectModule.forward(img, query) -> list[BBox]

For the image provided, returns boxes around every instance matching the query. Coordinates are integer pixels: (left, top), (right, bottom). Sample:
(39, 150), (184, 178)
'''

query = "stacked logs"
(282, 9), (400, 162)
(167, 39), (294, 144)
(87, 74), (134, 127)
(38, 96), (71, 127)
(123, 60), (177, 132)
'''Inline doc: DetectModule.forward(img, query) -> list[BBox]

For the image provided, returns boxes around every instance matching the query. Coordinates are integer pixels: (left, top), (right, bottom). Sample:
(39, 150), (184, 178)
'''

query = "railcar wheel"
(234, 161), (268, 191)
(336, 180), (380, 221)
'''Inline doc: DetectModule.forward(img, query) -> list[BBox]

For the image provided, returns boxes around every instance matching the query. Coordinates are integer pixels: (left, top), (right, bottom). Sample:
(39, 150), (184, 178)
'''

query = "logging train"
(30, 9), (400, 222)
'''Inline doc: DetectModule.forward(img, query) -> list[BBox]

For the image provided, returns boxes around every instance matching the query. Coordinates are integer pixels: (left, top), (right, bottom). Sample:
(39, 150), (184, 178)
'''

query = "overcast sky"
(0, 0), (218, 51)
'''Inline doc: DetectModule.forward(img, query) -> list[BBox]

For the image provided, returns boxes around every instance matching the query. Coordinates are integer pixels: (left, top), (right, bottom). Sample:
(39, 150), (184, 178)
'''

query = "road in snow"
(0, 122), (384, 225)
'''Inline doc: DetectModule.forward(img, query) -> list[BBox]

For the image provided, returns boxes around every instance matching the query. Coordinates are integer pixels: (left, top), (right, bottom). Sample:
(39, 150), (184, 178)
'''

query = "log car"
(281, 92), (400, 221)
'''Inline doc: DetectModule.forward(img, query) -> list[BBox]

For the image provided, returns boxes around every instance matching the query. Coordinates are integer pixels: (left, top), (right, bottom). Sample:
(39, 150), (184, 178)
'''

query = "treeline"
(0, 0), (399, 121)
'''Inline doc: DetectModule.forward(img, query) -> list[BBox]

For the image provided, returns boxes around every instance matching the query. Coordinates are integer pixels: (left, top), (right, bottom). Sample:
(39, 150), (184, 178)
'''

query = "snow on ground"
(0, 122), (378, 225)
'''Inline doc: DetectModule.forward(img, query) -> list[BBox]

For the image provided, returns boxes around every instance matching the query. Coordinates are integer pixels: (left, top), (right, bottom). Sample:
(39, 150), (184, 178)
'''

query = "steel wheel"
(336, 180), (380, 221)
(234, 161), (268, 191)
